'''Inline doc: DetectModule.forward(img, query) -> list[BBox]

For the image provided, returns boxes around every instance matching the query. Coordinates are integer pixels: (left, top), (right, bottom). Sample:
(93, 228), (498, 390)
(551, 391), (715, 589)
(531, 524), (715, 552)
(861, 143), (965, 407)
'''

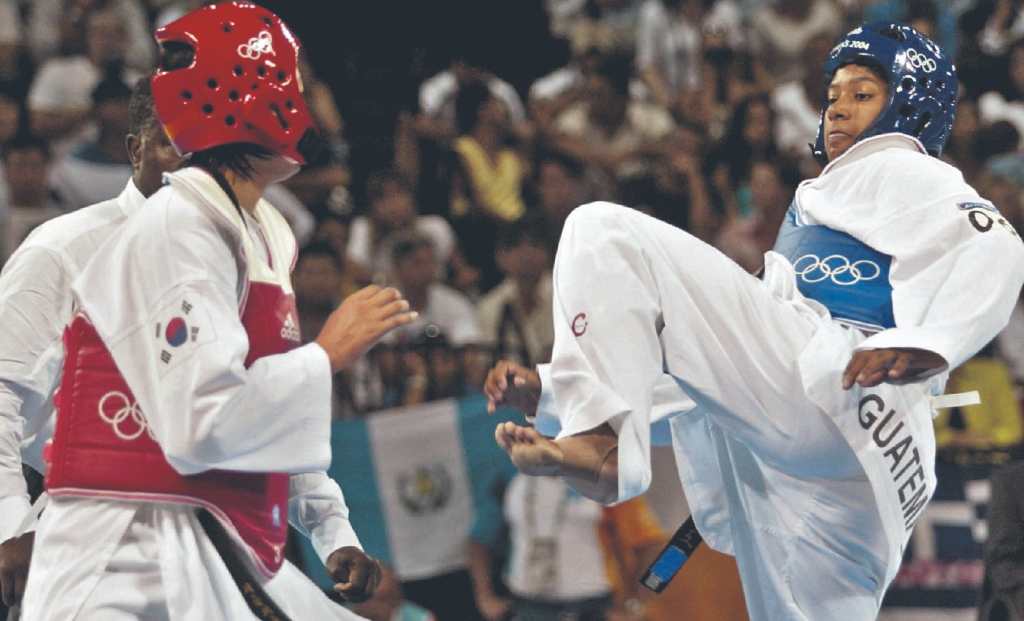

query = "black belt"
(196, 509), (292, 621)
(640, 516), (703, 593)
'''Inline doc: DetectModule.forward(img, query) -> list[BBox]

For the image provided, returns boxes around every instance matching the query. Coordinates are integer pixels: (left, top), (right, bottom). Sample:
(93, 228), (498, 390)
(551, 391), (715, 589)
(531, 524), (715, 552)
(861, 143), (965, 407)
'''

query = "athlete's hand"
(484, 360), (541, 415)
(0, 531), (33, 606)
(315, 285), (418, 373)
(326, 546), (382, 603)
(495, 422), (563, 476)
(842, 348), (947, 389)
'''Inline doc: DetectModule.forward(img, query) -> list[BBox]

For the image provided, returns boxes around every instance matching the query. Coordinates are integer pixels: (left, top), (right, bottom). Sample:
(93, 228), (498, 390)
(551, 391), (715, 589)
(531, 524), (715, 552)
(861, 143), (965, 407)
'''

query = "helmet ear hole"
(900, 77), (915, 92)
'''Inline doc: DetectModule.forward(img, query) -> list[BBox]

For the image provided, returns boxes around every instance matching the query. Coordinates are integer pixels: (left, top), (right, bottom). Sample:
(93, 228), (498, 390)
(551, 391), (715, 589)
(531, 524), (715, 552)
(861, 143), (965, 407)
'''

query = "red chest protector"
(46, 201), (301, 579)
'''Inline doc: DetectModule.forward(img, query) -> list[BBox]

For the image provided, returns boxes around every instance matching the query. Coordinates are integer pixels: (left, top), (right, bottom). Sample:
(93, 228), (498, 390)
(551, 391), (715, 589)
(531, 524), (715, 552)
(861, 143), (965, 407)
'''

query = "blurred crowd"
(1, 0), (1024, 618)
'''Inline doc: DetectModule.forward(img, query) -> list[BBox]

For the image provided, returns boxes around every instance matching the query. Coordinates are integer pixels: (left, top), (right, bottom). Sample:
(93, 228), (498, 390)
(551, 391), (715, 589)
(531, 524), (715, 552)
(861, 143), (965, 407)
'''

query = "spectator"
(387, 231), (482, 349)
(934, 345), (1023, 449)
(715, 160), (793, 273)
(0, 0), (31, 96)
(293, 241), (358, 419)
(27, 6), (142, 145)
(534, 149), (591, 250)
(546, 52), (675, 192)
(568, 0), (643, 56)
(468, 472), (665, 621)
(416, 52), (526, 145)
(449, 79), (530, 292)
(979, 461), (1024, 621)
(528, 30), (612, 127)
(477, 218), (554, 368)
(980, 153), (1024, 387)
(711, 93), (787, 220)
(0, 88), (24, 210)
(399, 327), (472, 406)
(0, 134), (63, 262)
(978, 0), (1024, 57)
(48, 72), (132, 210)
(749, 0), (841, 83)
(943, 96), (982, 183)
(771, 33), (835, 173)
(635, 0), (703, 109)
(280, 52), (352, 207)
(647, 120), (713, 236)
(349, 170), (456, 282)
(979, 38), (1024, 138)
(28, 0), (154, 70)
(310, 208), (365, 299)
(450, 80), (528, 224)
(863, 0), (959, 59)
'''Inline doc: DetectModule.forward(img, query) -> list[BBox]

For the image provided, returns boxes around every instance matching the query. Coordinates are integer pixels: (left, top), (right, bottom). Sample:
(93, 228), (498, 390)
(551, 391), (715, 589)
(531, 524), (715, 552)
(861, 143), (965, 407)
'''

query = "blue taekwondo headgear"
(812, 22), (957, 165)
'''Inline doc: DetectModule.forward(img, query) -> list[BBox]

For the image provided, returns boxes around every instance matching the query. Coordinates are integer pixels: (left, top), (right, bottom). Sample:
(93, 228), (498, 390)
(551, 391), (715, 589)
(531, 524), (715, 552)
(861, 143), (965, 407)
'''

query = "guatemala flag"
(301, 395), (518, 586)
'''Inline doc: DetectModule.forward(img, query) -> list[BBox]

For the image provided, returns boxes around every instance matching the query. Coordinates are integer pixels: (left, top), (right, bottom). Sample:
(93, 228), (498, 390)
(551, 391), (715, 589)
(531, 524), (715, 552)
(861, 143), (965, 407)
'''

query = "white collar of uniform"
(160, 167), (275, 230)
(818, 133), (928, 177)
(116, 178), (146, 218)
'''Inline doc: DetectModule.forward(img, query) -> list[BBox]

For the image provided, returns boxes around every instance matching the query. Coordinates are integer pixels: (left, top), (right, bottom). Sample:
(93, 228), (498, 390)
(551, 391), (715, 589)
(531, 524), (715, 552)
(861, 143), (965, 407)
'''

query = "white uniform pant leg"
(551, 204), (887, 619)
(551, 202), (852, 474)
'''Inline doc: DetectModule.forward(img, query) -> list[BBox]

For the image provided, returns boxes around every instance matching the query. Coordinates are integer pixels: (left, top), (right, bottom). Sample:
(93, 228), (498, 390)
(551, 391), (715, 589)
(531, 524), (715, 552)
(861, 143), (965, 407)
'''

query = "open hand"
(325, 546), (382, 603)
(495, 422), (563, 476)
(315, 285), (418, 373)
(0, 532), (33, 606)
(842, 348), (947, 389)
(483, 360), (541, 415)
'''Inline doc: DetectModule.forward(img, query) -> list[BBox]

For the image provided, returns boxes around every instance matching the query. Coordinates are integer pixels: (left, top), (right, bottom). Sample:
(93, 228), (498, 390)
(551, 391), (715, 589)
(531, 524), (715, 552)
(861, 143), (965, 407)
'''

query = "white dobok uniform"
(533, 134), (1024, 620)
(10, 171), (366, 620)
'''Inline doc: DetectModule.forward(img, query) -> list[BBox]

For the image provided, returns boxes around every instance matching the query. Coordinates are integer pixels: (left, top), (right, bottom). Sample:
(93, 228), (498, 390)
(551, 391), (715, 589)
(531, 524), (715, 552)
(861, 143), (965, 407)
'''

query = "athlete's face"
(126, 121), (184, 198)
(824, 64), (889, 161)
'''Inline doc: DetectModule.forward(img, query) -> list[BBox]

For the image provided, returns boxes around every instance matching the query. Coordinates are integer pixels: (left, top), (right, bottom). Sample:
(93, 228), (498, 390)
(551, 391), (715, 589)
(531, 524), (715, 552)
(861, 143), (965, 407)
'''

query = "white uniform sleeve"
(288, 472), (362, 565)
(856, 197), (1024, 371)
(0, 246), (73, 541)
(534, 363), (694, 442)
(0, 383), (30, 542)
(74, 193), (333, 476)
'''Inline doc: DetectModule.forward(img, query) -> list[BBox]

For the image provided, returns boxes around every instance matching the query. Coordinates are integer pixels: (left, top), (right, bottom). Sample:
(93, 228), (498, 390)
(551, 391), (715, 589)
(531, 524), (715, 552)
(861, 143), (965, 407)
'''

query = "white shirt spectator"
(347, 214), (455, 279)
(419, 70), (526, 124)
(390, 284), (482, 348)
(636, 0), (702, 94)
(28, 0), (154, 69)
(503, 475), (610, 600)
(772, 80), (821, 158)
(476, 273), (554, 366)
(979, 90), (1024, 140)
(750, 0), (841, 83)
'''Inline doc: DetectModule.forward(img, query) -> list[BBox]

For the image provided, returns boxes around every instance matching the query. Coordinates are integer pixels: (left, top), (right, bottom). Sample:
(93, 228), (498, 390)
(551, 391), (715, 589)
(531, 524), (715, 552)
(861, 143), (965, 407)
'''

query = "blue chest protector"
(771, 204), (896, 331)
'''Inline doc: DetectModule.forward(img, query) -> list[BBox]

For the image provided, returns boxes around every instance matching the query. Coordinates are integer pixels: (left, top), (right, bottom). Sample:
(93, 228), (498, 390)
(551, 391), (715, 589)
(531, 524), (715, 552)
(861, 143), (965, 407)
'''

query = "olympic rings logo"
(792, 254), (881, 286)
(237, 31), (275, 60)
(98, 391), (154, 442)
(906, 49), (937, 73)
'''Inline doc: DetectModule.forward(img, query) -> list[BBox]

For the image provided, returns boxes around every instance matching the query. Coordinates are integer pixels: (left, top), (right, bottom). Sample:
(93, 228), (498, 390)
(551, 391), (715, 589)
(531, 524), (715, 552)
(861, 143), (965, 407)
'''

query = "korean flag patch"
(153, 296), (216, 376)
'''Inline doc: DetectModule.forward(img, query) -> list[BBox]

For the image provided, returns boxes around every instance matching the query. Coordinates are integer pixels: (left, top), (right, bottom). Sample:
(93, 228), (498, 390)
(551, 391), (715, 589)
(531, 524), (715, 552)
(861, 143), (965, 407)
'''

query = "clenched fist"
(325, 546), (382, 603)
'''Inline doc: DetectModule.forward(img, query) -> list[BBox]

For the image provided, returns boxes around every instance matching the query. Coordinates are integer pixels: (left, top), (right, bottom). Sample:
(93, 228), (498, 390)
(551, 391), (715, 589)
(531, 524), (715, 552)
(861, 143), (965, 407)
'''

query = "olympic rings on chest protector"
(98, 390), (155, 441)
(792, 253), (882, 286)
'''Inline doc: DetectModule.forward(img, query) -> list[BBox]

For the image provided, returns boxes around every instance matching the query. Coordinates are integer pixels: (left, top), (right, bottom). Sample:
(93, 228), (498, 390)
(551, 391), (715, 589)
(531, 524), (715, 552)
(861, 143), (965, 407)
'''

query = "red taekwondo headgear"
(152, 2), (319, 165)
